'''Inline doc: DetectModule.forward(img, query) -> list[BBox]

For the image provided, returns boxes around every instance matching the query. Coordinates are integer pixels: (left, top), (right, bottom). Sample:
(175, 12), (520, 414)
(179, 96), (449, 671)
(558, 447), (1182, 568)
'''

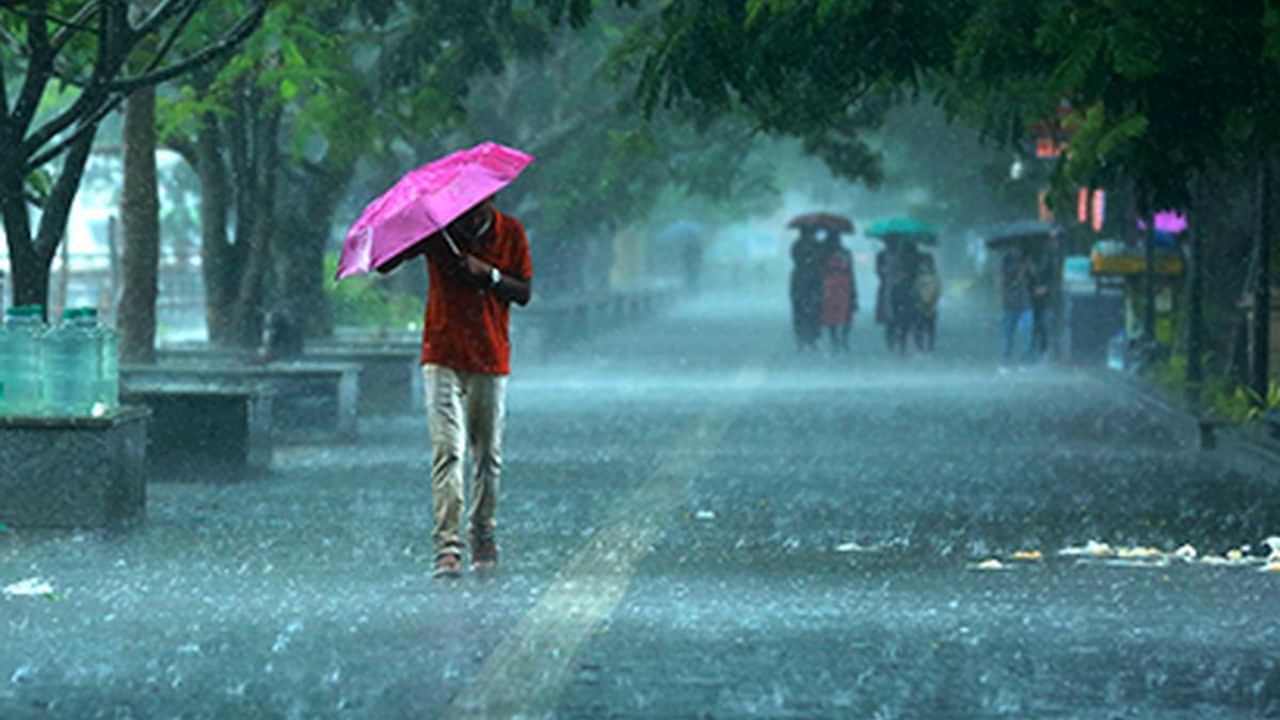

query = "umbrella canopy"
(655, 220), (705, 246)
(336, 141), (535, 280)
(1137, 211), (1188, 235)
(982, 220), (1059, 249)
(787, 212), (854, 233)
(864, 217), (937, 244)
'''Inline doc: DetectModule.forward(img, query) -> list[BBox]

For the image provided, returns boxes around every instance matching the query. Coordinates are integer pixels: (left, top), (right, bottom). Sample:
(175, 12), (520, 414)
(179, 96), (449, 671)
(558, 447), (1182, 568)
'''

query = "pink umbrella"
(1136, 210), (1188, 234)
(336, 142), (535, 280)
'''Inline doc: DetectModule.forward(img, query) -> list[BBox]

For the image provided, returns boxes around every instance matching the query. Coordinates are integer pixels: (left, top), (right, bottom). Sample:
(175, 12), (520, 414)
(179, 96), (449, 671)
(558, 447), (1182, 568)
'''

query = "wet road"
(3, 288), (1280, 719)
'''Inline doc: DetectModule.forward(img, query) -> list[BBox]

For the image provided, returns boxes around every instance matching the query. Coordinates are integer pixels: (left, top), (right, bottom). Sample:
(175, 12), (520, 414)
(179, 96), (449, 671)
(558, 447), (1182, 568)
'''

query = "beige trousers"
(423, 364), (507, 557)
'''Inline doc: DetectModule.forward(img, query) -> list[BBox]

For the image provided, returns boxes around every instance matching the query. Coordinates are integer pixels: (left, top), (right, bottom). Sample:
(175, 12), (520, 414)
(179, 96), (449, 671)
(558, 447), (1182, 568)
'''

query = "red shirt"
(420, 210), (532, 375)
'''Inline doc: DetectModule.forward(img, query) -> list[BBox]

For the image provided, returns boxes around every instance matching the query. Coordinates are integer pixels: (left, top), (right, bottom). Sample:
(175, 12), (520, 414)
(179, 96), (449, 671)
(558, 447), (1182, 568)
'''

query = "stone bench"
(1266, 409), (1280, 441)
(304, 343), (423, 415)
(0, 408), (150, 529)
(120, 383), (275, 481)
(159, 344), (420, 416)
(121, 362), (360, 444)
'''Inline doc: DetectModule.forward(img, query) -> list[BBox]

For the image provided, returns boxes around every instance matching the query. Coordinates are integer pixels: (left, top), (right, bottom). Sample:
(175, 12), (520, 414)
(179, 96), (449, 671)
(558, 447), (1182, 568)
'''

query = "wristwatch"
(489, 266), (501, 287)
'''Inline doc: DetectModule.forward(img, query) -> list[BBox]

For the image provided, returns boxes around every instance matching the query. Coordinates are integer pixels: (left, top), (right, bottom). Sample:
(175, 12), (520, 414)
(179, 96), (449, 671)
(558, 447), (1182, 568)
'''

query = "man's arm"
(375, 240), (428, 275)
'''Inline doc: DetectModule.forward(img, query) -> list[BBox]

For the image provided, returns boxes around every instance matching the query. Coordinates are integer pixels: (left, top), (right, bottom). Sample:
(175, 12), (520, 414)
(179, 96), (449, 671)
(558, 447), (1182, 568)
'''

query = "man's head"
(450, 196), (496, 242)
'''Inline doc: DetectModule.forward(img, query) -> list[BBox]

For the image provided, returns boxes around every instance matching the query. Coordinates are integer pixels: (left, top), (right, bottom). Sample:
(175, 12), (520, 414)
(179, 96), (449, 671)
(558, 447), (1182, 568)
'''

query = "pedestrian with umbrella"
(788, 220), (823, 351)
(788, 213), (854, 352)
(913, 252), (942, 352)
(866, 218), (938, 355)
(338, 142), (534, 578)
(983, 221), (1057, 368)
(818, 225), (858, 353)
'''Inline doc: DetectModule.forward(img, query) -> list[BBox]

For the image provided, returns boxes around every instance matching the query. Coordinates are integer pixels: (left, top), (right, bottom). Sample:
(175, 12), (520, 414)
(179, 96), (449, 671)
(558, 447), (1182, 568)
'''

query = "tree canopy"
(0, 0), (267, 310)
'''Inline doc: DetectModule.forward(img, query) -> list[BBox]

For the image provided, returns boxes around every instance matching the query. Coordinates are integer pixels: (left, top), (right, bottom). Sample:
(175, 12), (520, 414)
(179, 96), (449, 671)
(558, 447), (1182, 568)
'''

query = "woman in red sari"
(819, 230), (858, 352)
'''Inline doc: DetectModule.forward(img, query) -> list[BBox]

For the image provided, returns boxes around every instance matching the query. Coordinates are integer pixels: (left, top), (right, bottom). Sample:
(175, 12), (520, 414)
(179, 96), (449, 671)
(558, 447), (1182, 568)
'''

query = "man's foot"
(471, 536), (499, 571)
(433, 552), (462, 579)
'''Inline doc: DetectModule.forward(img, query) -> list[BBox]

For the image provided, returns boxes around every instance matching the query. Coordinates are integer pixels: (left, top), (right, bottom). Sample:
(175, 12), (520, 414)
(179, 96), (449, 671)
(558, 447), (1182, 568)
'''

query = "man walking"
(999, 245), (1033, 370)
(380, 196), (532, 578)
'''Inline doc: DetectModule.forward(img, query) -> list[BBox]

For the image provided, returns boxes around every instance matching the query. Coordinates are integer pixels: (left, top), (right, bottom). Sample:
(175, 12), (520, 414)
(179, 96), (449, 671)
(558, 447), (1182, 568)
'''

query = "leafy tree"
(619, 0), (972, 184)
(951, 0), (1280, 399)
(446, 5), (769, 295)
(0, 0), (266, 314)
(160, 0), (616, 346)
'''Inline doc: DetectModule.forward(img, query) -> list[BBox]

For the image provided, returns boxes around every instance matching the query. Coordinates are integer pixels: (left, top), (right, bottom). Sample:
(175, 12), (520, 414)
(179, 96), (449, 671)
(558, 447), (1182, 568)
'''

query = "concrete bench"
(120, 384), (275, 480)
(159, 343), (420, 416)
(304, 344), (423, 415)
(0, 408), (150, 529)
(1266, 409), (1280, 441)
(121, 362), (360, 444)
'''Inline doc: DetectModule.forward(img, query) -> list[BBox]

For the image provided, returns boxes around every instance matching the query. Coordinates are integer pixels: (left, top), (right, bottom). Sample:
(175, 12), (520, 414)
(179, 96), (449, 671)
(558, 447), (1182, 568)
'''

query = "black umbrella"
(983, 220), (1059, 249)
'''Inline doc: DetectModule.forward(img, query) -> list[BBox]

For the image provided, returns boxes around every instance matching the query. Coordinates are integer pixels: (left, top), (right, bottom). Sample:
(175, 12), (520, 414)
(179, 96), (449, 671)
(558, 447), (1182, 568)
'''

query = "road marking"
(445, 363), (769, 719)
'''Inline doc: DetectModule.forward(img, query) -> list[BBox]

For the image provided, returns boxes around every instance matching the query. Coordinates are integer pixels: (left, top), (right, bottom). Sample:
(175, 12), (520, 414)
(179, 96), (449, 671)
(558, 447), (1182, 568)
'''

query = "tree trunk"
(52, 235), (70, 321)
(5, 244), (51, 316)
(229, 105), (282, 349)
(1254, 154), (1273, 399)
(195, 115), (240, 345)
(275, 162), (351, 338)
(1, 131), (95, 318)
(119, 86), (161, 364)
(1144, 221), (1157, 343)
(1186, 182), (1204, 411)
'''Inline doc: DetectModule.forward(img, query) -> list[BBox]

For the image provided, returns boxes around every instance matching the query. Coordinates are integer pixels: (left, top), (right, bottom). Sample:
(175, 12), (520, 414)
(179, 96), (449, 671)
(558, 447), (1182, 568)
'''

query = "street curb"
(1096, 368), (1280, 469)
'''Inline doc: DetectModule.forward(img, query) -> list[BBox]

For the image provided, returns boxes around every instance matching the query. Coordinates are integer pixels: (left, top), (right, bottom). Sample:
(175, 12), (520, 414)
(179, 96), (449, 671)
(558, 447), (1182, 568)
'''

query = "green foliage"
(617, 0), (965, 185)
(948, 0), (1280, 213)
(1210, 380), (1280, 425)
(323, 254), (421, 330)
(441, 5), (772, 265)
(1153, 351), (1280, 427)
(1058, 103), (1149, 186)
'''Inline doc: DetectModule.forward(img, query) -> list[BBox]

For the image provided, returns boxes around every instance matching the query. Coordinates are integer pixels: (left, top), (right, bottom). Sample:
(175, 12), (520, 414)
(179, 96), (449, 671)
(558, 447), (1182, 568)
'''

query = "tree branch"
(25, 91), (121, 172)
(131, 0), (197, 37)
(12, 0), (56, 132)
(21, 0), (266, 170)
(0, 40), (9, 121)
(108, 2), (267, 94)
(33, 128), (95, 260)
(19, 2), (118, 157)
(162, 136), (200, 175)
(136, 0), (202, 76)
(49, 1), (102, 52)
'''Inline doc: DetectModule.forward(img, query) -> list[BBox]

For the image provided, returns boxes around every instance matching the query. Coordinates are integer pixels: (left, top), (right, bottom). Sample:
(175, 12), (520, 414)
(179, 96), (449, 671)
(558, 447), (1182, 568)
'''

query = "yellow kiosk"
(1089, 240), (1185, 346)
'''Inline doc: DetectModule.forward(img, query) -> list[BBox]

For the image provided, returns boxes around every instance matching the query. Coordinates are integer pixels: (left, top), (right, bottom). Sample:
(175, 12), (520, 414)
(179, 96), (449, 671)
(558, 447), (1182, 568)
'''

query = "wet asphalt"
(2, 285), (1280, 719)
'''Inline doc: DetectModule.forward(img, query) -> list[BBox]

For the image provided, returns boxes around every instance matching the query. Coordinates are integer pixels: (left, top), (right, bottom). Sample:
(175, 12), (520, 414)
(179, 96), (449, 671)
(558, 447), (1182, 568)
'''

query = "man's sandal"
(432, 552), (462, 579)
(471, 536), (499, 571)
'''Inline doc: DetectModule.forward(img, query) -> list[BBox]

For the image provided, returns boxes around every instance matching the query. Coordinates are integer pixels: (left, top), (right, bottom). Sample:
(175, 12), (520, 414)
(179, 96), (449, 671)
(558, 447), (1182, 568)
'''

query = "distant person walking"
(819, 230), (857, 352)
(913, 252), (941, 352)
(790, 225), (823, 350)
(1029, 232), (1062, 363)
(886, 241), (922, 355)
(1000, 245), (1034, 369)
(874, 240), (896, 349)
(379, 197), (533, 578)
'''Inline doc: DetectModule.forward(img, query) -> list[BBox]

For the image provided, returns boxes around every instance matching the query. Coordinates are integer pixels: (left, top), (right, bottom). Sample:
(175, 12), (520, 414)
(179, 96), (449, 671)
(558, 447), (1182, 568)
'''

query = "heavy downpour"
(2, 3), (1279, 719)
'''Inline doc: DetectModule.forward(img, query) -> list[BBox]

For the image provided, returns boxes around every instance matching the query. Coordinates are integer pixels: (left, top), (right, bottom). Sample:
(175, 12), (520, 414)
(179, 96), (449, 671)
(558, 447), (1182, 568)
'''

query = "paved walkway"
(3, 288), (1279, 719)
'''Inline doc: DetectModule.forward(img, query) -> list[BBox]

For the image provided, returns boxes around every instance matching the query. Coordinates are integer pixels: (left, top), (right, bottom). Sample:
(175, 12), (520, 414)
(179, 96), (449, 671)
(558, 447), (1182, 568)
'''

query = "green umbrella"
(864, 217), (938, 245)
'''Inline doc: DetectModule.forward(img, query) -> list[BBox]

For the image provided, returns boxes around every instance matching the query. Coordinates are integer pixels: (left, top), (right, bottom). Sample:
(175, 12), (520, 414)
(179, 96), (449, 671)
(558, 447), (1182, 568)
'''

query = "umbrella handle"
(441, 227), (463, 257)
